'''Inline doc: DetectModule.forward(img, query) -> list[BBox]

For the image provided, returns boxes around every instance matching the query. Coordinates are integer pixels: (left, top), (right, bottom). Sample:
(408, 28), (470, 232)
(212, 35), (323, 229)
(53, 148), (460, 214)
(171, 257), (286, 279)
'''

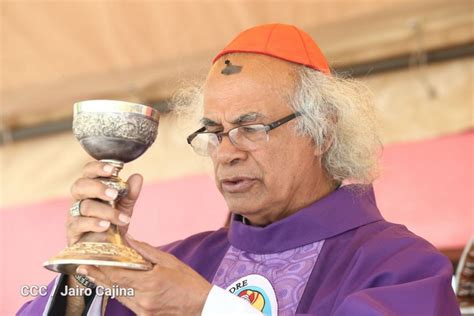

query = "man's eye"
(205, 128), (222, 134)
(241, 126), (260, 133)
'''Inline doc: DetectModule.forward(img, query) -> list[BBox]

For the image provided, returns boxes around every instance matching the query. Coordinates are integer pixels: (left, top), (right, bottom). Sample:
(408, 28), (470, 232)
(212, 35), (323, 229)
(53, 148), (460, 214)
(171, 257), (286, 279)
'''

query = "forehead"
(203, 54), (297, 120)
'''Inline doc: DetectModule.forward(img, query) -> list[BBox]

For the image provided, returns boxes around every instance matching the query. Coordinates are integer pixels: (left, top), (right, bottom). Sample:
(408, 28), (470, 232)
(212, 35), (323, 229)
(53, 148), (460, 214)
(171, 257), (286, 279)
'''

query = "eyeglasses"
(186, 112), (301, 156)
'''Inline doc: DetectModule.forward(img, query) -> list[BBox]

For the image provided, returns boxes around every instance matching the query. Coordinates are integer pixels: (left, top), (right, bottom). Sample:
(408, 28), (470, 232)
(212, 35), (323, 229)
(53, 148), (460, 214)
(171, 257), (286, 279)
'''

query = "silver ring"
(74, 274), (96, 289)
(70, 200), (82, 217)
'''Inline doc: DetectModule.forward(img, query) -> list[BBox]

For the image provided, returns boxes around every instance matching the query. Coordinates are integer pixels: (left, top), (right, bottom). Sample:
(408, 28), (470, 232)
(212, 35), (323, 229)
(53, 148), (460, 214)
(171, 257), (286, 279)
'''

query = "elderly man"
(19, 24), (459, 315)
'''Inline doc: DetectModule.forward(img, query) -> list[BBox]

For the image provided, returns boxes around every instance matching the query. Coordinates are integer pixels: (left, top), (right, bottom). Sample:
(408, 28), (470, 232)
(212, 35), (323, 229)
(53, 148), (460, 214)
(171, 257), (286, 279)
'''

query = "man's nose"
(214, 135), (247, 165)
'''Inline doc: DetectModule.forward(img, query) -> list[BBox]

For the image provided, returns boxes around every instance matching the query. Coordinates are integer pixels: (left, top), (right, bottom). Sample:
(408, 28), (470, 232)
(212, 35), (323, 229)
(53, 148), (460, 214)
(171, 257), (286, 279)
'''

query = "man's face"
(202, 54), (325, 225)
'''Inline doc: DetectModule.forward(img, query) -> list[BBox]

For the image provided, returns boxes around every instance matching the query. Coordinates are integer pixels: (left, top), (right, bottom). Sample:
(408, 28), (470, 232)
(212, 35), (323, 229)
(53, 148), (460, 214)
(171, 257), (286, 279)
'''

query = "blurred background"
(1, 0), (473, 314)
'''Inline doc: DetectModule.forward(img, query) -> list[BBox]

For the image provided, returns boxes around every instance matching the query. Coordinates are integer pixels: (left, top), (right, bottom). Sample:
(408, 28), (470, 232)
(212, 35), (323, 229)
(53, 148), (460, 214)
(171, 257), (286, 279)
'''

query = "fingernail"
(87, 275), (96, 283)
(76, 267), (87, 275)
(118, 213), (130, 224)
(103, 165), (114, 173)
(105, 188), (118, 199)
(99, 220), (110, 228)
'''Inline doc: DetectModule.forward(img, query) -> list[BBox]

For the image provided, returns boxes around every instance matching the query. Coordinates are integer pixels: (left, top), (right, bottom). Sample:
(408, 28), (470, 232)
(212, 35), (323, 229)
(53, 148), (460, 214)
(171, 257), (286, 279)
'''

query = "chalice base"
(44, 242), (152, 275)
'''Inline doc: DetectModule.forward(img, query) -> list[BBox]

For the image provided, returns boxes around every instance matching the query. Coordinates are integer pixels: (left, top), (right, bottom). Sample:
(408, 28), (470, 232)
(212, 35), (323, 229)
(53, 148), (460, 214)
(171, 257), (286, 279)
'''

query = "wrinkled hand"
(67, 161), (143, 246)
(76, 236), (212, 316)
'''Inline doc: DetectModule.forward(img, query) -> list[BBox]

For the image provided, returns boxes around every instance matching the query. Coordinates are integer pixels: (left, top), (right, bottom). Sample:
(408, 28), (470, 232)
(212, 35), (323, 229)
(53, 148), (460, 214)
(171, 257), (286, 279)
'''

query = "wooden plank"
(312, 0), (474, 67)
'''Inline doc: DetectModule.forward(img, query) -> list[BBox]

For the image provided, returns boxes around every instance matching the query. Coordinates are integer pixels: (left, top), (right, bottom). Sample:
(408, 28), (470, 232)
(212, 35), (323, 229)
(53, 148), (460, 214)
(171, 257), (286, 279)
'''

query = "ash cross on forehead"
(221, 59), (243, 75)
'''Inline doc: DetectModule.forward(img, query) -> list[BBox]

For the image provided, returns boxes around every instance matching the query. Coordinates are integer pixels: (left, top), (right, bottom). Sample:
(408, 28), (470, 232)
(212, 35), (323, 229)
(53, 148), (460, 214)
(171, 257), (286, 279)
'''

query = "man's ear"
(313, 135), (334, 157)
(313, 145), (324, 157)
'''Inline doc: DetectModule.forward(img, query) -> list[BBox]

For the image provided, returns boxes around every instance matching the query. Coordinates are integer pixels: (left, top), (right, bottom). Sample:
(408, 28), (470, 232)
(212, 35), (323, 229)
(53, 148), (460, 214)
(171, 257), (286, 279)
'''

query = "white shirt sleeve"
(201, 285), (264, 316)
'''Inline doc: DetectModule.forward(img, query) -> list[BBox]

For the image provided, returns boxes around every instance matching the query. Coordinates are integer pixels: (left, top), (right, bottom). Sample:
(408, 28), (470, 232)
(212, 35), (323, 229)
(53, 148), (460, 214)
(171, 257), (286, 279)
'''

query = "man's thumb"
(117, 173), (143, 215)
(125, 234), (160, 265)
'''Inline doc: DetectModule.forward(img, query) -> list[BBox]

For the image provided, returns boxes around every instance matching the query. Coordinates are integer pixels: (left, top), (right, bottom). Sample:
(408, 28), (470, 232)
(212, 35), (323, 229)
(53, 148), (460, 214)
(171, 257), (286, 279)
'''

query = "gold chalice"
(44, 100), (159, 274)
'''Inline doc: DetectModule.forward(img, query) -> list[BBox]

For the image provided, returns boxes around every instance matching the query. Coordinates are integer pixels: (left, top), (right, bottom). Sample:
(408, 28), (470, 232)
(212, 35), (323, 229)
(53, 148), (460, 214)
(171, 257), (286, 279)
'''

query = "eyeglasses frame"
(186, 112), (302, 152)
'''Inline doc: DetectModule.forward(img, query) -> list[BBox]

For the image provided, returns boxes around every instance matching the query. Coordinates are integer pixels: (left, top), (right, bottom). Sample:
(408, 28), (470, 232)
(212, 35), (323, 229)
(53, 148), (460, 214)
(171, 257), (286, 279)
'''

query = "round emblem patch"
(225, 274), (278, 315)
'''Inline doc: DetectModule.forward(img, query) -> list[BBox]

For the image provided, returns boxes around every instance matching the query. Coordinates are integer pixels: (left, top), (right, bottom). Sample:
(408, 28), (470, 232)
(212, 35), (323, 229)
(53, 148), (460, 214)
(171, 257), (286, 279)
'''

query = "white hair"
(172, 65), (382, 184)
(290, 66), (382, 184)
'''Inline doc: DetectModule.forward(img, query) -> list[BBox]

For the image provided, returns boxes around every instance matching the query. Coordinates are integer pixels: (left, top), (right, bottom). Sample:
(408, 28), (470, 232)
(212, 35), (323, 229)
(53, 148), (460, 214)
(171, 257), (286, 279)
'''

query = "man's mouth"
(220, 177), (257, 193)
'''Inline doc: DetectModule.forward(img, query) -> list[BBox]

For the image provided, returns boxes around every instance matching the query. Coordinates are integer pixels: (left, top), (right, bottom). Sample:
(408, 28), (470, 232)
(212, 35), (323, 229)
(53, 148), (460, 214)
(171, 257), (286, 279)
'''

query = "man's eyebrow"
(199, 117), (220, 126)
(200, 112), (266, 127)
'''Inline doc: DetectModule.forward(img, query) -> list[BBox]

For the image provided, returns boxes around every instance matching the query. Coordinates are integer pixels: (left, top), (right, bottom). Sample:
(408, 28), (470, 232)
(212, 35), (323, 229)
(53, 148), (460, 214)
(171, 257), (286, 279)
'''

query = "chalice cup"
(44, 100), (160, 274)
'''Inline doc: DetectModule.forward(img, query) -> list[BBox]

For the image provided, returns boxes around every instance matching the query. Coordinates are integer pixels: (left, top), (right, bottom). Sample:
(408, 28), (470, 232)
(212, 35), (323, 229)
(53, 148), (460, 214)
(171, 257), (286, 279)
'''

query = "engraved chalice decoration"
(44, 100), (159, 274)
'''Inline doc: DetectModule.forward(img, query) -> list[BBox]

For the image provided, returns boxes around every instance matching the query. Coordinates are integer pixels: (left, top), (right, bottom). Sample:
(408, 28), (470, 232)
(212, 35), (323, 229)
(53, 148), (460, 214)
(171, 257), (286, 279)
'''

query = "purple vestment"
(17, 185), (460, 315)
